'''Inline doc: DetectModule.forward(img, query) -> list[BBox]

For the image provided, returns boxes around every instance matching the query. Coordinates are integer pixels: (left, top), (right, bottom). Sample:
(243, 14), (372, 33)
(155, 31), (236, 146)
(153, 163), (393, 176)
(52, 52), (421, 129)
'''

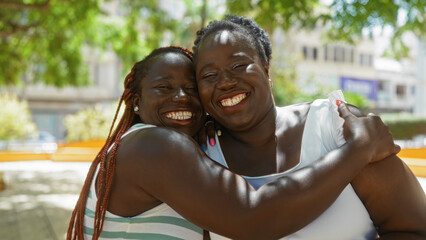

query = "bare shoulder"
(114, 126), (200, 186)
(117, 127), (197, 167)
(351, 154), (426, 236)
(276, 102), (311, 125)
(113, 126), (205, 199)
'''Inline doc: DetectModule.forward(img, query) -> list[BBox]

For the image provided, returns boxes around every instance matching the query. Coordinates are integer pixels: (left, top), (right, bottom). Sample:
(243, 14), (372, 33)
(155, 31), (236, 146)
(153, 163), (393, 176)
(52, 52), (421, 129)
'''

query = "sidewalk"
(0, 160), (425, 240)
(0, 161), (90, 240)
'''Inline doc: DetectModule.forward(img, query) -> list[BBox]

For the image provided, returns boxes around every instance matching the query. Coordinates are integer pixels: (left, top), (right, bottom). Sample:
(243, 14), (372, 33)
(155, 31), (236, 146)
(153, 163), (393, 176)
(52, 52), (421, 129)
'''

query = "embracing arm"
(349, 106), (426, 239)
(118, 104), (399, 239)
(352, 154), (426, 239)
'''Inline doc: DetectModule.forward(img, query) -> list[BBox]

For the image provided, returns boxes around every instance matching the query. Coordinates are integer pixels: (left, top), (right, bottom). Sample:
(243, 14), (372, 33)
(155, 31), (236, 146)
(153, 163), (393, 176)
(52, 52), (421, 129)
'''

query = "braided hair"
(67, 46), (193, 240)
(193, 15), (272, 69)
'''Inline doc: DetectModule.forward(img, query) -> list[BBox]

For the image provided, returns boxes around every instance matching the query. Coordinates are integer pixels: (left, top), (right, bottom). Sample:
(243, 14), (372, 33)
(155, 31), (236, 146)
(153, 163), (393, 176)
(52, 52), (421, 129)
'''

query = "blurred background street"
(1, 0), (426, 239)
(0, 161), (90, 240)
(0, 160), (425, 240)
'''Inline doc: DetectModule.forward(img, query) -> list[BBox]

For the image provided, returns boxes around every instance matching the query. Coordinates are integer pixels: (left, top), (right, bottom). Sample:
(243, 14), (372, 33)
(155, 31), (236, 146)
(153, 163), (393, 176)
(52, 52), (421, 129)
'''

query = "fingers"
(205, 120), (216, 146)
(337, 102), (353, 119)
(207, 126), (216, 146)
(394, 144), (401, 154)
(197, 128), (207, 151)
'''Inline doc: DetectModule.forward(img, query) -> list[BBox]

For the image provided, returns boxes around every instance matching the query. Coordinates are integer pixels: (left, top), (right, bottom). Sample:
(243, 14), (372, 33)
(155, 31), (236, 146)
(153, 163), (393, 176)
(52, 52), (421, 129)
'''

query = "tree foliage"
(0, 0), (204, 87)
(1, 0), (423, 87)
(0, 0), (101, 87)
(63, 102), (123, 142)
(226, 0), (425, 41)
(0, 93), (36, 141)
(381, 113), (426, 140)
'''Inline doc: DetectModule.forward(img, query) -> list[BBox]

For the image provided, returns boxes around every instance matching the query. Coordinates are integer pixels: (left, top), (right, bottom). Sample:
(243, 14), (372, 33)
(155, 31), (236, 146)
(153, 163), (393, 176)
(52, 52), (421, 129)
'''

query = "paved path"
(0, 161), (425, 240)
(0, 161), (90, 240)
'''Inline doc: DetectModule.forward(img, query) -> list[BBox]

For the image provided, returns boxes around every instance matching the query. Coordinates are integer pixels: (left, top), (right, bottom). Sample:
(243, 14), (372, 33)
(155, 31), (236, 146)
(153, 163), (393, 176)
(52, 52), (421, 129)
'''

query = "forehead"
(151, 52), (191, 66)
(141, 52), (194, 86)
(198, 30), (258, 58)
(146, 52), (192, 74)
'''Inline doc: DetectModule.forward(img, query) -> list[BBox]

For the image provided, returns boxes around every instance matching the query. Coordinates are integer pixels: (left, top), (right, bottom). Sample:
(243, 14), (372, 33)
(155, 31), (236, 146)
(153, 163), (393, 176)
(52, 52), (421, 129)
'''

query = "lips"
(164, 111), (193, 120)
(219, 93), (247, 107)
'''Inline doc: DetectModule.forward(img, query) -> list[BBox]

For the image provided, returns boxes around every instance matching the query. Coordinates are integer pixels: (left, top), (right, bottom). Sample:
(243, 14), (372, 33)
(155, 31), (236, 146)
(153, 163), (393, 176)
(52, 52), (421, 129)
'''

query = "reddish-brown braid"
(67, 46), (193, 240)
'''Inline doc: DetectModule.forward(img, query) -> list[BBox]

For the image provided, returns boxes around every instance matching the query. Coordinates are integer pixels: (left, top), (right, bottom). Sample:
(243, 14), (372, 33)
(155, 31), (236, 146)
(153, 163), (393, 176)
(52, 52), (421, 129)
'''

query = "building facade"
(272, 27), (425, 113)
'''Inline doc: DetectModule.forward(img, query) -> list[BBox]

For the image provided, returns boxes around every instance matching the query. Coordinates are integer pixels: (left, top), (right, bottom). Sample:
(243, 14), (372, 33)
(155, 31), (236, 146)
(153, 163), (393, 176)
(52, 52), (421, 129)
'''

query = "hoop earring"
(134, 106), (139, 112)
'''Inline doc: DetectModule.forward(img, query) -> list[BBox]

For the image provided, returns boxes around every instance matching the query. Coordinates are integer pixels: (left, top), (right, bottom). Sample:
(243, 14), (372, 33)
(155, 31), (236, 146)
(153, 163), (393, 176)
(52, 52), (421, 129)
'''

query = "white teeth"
(220, 93), (246, 107)
(165, 111), (193, 120)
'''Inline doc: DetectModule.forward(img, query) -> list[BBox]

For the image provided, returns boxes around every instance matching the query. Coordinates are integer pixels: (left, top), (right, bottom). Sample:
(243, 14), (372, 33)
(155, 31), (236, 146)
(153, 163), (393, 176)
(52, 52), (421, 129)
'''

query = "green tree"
(0, 93), (36, 141)
(63, 102), (123, 142)
(272, 58), (334, 106)
(1, 0), (423, 87)
(0, 0), (203, 87)
(0, 0), (100, 87)
(226, 0), (425, 46)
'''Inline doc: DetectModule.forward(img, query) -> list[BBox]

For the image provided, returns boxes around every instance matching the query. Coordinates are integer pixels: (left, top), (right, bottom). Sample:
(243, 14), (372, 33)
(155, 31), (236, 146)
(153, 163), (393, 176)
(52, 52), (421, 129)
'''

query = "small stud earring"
(134, 106), (139, 112)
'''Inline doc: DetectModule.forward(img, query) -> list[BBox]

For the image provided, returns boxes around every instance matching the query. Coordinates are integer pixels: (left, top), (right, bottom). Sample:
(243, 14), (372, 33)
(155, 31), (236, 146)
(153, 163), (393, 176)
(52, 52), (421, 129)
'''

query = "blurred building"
(19, 49), (122, 141)
(272, 26), (425, 114)
(14, 5), (426, 140)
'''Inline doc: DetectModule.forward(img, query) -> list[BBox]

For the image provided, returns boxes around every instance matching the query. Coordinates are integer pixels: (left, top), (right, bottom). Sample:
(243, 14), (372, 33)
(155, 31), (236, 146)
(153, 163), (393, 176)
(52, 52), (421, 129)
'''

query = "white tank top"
(206, 93), (377, 239)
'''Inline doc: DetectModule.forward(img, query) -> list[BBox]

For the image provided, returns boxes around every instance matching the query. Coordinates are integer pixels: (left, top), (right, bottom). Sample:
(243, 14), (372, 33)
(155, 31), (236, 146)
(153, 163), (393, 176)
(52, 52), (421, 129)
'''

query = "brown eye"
(155, 85), (172, 91)
(202, 72), (217, 80)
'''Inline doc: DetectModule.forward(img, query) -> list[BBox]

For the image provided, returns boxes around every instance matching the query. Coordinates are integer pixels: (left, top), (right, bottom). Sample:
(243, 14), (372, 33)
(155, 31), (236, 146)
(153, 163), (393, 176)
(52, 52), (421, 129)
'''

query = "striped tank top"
(83, 123), (203, 239)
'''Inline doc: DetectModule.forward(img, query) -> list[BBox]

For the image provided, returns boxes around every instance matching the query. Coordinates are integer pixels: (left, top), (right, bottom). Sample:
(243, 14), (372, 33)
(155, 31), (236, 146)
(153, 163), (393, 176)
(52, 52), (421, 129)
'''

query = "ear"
(133, 94), (140, 113)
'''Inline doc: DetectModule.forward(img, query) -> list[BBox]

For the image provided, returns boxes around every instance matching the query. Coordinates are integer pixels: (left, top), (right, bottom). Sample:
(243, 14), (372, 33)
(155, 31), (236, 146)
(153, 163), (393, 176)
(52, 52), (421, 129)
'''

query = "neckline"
(214, 104), (315, 179)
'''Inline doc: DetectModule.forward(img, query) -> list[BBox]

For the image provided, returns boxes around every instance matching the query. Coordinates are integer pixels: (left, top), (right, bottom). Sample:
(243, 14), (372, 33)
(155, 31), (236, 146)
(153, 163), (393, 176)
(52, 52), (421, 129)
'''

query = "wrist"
(344, 139), (373, 164)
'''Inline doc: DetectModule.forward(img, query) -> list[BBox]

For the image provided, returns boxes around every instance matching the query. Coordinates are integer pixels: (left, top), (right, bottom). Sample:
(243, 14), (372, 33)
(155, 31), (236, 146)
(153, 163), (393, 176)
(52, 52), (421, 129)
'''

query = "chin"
(172, 126), (195, 137)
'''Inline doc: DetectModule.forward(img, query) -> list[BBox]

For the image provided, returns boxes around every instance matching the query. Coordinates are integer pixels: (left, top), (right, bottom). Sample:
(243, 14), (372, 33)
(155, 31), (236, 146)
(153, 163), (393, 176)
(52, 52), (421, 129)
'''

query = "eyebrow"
(232, 52), (252, 59)
(197, 62), (215, 74)
(150, 75), (172, 82)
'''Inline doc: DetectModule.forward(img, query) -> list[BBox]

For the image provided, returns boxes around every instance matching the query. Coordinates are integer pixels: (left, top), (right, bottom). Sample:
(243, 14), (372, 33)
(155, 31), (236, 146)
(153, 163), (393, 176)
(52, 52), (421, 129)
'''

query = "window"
(346, 48), (354, 64)
(302, 46), (318, 61)
(396, 84), (406, 97)
(302, 46), (308, 59)
(378, 81), (385, 91)
(359, 53), (373, 67)
(324, 46), (329, 61)
(312, 47), (318, 60)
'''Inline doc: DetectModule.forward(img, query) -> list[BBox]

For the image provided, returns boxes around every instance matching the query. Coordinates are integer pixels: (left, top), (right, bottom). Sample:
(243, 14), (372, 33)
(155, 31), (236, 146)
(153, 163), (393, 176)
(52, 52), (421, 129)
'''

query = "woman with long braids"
(68, 46), (401, 240)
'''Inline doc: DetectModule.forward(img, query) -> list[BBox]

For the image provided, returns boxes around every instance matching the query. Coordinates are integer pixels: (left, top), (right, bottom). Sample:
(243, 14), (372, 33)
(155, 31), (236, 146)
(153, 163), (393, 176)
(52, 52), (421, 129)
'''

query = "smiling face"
(195, 30), (274, 131)
(135, 52), (204, 137)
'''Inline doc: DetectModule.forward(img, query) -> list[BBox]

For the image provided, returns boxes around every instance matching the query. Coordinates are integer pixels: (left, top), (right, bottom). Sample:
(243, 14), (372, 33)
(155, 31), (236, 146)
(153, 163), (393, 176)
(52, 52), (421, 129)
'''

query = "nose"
(217, 71), (237, 90)
(172, 88), (190, 103)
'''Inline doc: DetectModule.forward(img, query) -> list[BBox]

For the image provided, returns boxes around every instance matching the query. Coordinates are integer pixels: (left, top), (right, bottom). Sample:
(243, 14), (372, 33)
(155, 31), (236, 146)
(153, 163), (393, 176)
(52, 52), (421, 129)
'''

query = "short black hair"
(193, 15), (272, 68)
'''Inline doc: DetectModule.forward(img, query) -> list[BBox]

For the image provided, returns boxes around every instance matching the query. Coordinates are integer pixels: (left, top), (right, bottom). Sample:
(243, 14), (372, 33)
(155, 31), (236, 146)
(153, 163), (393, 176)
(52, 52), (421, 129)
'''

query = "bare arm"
(348, 106), (426, 239)
(352, 155), (426, 239)
(117, 104), (399, 239)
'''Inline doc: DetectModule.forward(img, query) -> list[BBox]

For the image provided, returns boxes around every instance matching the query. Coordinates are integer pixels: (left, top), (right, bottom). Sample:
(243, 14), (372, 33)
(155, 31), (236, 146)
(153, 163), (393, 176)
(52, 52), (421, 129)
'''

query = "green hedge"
(381, 114), (426, 140)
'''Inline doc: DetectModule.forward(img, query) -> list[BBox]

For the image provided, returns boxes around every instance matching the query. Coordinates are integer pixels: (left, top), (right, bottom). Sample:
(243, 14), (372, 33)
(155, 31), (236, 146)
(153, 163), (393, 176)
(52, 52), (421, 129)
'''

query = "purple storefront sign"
(340, 77), (378, 101)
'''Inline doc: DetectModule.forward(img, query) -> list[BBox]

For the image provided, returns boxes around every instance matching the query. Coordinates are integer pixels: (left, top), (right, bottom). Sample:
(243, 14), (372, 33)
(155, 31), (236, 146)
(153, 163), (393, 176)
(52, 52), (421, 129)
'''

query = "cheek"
(139, 98), (159, 123)
(197, 83), (213, 103)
